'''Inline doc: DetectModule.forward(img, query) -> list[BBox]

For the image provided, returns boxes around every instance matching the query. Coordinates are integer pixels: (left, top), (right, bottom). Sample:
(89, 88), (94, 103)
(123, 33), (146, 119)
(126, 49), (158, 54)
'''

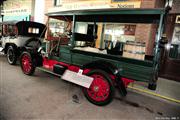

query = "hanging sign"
(2, 0), (32, 16)
(48, 0), (141, 13)
(110, 1), (141, 8)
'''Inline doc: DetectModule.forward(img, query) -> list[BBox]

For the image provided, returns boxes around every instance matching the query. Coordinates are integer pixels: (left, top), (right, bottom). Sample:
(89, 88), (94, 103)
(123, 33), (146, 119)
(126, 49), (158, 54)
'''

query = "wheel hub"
(93, 86), (99, 92)
(86, 74), (110, 102)
(24, 61), (28, 65)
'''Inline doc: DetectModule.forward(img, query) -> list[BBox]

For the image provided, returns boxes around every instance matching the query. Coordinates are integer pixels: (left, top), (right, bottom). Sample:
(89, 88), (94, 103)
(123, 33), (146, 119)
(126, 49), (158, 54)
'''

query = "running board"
(37, 67), (62, 77)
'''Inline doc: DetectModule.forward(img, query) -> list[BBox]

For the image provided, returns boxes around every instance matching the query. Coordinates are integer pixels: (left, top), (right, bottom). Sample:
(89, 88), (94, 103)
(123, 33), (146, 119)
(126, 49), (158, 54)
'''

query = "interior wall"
(34, 0), (45, 23)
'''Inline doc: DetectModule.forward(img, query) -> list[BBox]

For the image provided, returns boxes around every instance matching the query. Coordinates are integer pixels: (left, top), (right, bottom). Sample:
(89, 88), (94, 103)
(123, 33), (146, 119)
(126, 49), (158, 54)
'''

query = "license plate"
(61, 70), (93, 88)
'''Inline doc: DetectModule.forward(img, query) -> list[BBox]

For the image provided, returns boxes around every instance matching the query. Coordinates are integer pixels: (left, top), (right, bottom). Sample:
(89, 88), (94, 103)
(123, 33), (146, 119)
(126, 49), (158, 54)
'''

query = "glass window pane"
(169, 26), (180, 59)
(55, 0), (61, 6)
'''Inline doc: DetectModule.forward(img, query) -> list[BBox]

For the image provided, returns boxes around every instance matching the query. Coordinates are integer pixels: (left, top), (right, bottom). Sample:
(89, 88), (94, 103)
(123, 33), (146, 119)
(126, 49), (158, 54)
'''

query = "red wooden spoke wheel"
(20, 52), (35, 75)
(83, 69), (114, 106)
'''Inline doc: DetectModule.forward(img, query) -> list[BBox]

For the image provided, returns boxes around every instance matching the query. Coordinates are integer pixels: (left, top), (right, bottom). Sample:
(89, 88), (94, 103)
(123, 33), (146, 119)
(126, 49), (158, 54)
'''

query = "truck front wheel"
(20, 52), (35, 75)
(83, 69), (115, 106)
(7, 46), (17, 65)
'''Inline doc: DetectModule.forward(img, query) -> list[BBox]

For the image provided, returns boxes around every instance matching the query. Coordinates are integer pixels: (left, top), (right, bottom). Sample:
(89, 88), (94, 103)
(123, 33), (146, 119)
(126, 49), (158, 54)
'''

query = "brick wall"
(136, 0), (165, 55)
(135, 24), (154, 55)
(170, 0), (180, 14)
(155, 0), (165, 8)
(136, 0), (156, 55)
(141, 0), (156, 8)
(141, 0), (179, 13)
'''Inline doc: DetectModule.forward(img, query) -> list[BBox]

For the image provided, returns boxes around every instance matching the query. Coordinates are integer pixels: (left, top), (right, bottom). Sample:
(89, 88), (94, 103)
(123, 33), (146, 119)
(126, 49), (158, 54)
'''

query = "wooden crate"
(123, 41), (145, 60)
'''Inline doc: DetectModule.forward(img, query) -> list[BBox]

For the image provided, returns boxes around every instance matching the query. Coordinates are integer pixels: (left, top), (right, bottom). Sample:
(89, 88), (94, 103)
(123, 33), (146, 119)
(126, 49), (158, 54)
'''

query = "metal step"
(37, 67), (62, 77)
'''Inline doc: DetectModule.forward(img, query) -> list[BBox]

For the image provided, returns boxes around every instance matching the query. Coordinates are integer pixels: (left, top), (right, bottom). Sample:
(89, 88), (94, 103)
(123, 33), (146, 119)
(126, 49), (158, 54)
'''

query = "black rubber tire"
(7, 46), (17, 65)
(20, 52), (35, 76)
(82, 69), (115, 106)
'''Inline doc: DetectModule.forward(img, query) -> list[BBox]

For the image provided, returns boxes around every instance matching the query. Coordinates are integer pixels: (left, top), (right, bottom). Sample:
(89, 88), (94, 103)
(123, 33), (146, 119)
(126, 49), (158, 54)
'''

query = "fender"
(4, 43), (18, 54)
(82, 60), (127, 96)
(20, 46), (43, 67)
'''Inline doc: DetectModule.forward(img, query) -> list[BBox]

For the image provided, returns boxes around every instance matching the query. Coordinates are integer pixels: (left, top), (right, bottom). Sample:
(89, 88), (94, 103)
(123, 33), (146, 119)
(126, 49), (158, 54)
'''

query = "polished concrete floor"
(0, 55), (180, 120)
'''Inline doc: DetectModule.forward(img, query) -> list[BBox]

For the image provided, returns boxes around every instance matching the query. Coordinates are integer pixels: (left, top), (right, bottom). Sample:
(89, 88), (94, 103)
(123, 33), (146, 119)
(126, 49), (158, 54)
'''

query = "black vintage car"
(0, 21), (46, 65)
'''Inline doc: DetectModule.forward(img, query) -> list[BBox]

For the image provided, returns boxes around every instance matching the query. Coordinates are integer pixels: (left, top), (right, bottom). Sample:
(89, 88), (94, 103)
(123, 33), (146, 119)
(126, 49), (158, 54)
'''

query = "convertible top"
(16, 21), (46, 37)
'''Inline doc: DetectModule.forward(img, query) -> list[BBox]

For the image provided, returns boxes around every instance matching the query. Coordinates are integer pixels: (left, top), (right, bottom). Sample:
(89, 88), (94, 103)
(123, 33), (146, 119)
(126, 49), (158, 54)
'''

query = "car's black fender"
(20, 46), (43, 67)
(4, 43), (19, 55)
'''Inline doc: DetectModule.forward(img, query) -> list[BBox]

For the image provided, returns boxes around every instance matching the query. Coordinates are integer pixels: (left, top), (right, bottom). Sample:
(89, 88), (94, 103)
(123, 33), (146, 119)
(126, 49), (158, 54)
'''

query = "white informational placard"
(61, 70), (94, 88)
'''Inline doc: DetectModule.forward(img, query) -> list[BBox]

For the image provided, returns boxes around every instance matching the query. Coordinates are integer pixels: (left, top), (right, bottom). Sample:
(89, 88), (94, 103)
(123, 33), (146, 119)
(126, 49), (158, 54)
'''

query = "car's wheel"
(83, 69), (115, 106)
(7, 46), (17, 65)
(20, 52), (35, 75)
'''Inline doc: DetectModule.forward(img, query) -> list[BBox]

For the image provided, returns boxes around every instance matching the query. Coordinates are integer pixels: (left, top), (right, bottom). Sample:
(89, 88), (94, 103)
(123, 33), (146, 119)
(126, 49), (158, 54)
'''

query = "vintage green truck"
(19, 8), (168, 106)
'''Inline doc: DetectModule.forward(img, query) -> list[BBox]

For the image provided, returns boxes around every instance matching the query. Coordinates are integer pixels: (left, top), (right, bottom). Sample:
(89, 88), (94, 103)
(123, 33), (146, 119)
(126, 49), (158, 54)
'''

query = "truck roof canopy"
(47, 8), (165, 23)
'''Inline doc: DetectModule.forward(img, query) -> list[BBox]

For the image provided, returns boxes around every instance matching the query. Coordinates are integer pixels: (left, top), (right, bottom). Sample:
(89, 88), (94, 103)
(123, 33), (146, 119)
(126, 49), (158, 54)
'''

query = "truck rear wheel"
(7, 46), (17, 65)
(20, 52), (35, 75)
(83, 69), (115, 106)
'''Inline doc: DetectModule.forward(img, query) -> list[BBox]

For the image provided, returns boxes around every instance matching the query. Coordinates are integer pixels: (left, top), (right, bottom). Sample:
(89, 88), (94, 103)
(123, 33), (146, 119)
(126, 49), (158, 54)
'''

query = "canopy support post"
(71, 15), (76, 47)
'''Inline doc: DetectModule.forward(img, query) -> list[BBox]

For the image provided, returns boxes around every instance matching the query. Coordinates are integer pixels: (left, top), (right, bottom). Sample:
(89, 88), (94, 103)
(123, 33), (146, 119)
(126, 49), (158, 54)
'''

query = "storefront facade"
(159, 0), (180, 81)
